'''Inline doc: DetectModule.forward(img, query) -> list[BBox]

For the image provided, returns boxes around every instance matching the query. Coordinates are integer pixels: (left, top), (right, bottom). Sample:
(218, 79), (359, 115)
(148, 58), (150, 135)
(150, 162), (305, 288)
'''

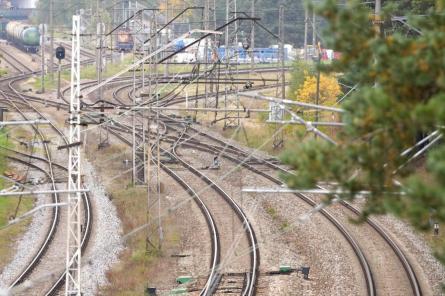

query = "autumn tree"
(296, 74), (342, 106)
(281, 0), (445, 263)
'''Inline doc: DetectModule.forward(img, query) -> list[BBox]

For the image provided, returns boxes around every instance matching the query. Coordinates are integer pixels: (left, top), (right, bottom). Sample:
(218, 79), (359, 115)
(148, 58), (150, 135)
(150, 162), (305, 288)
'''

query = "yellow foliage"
(295, 74), (342, 106)
(159, 1), (189, 14)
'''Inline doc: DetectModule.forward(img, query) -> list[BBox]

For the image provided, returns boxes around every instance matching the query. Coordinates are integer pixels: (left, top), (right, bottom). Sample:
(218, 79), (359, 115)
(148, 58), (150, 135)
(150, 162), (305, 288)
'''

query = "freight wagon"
(116, 29), (133, 52)
(5, 21), (40, 53)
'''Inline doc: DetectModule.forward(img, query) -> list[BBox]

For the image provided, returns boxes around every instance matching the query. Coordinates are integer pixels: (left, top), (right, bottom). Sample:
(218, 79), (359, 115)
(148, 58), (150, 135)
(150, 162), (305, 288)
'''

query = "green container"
(279, 265), (292, 273)
(170, 287), (187, 295)
(176, 276), (192, 284)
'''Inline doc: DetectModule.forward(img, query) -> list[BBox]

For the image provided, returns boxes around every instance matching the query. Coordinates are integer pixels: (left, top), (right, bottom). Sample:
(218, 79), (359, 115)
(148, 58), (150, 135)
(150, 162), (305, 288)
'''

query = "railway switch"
(298, 266), (310, 280)
(145, 287), (156, 295)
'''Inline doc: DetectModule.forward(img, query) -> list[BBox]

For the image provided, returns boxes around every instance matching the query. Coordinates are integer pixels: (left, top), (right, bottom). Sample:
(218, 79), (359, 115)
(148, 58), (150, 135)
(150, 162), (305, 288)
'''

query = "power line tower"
(65, 14), (82, 296)
(132, 9), (147, 185)
(223, 0), (240, 129)
(272, 5), (285, 149)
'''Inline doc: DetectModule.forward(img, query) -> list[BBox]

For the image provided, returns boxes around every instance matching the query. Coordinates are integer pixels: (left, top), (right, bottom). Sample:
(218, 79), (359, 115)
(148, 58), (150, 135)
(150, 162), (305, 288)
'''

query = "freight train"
(5, 21), (40, 53)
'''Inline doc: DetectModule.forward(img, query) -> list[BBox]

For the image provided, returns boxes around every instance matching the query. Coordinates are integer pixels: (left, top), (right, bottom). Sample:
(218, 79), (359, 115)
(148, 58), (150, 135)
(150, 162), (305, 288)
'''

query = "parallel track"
(0, 49), (94, 294)
(0, 45), (422, 296)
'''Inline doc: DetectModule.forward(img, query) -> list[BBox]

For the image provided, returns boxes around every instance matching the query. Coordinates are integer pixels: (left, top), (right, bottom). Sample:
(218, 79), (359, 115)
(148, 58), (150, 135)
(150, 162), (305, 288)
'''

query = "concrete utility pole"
(375, 0), (382, 36)
(49, 0), (54, 79)
(65, 14), (82, 296)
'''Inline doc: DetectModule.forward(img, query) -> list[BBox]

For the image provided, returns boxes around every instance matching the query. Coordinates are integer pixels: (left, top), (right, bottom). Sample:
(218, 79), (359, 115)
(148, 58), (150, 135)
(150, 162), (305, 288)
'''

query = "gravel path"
(78, 160), (123, 296)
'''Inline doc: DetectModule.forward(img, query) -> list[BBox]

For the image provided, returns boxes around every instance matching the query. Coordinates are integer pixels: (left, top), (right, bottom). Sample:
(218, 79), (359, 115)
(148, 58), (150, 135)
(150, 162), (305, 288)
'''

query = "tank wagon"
(5, 21), (40, 53)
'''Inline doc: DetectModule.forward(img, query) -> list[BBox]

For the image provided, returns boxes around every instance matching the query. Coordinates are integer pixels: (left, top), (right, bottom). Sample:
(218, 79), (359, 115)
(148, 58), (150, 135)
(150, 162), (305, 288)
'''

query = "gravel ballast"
(80, 160), (123, 296)
(0, 184), (51, 289)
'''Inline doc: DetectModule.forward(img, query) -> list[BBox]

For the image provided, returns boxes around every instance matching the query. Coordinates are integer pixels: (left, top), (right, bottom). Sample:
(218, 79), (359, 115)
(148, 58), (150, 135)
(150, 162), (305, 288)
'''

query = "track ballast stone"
(80, 160), (123, 296)
(0, 184), (50, 289)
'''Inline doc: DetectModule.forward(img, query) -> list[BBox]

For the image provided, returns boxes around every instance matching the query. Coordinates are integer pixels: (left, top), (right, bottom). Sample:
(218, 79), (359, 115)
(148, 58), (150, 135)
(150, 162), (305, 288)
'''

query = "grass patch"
(266, 205), (279, 220)
(263, 202), (290, 232)
(0, 130), (34, 270)
(99, 184), (180, 294)
(0, 67), (8, 77)
(86, 139), (181, 294)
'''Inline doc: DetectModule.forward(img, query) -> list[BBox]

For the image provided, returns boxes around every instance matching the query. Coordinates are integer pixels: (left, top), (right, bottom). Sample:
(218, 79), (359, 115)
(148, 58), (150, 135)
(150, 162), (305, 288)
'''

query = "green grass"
(0, 130), (34, 269)
(0, 68), (8, 77)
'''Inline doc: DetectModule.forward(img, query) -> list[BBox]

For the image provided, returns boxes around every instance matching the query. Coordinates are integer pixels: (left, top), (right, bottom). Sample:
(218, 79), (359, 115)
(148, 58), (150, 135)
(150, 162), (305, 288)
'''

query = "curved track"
(0, 50), (93, 294)
(0, 44), (423, 295)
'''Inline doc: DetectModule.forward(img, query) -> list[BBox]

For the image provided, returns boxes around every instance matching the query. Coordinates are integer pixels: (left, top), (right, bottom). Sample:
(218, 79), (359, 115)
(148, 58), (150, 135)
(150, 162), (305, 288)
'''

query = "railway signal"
(56, 45), (65, 101)
(56, 46), (65, 60)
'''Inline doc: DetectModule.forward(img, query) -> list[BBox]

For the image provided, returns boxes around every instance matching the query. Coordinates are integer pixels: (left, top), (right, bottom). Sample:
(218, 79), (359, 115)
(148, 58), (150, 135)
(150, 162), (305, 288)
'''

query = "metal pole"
(164, 0), (169, 77)
(41, 25), (45, 93)
(250, 0), (255, 71)
(304, 8), (308, 60)
(65, 14), (82, 296)
(145, 141), (151, 252)
(156, 96), (162, 250)
(316, 44), (320, 126)
(97, 23), (104, 101)
(312, 10), (316, 51)
(49, 0), (54, 80)
(204, 0), (209, 108)
(57, 59), (61, 100)
(132, 26), (137, 184)
(272, 5), (285, 149)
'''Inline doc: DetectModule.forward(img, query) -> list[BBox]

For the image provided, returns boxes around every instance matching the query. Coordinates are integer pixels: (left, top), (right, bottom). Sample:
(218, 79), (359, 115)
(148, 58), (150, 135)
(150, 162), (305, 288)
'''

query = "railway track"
(0, 91), (62, 290)
(1, 147), (92, 295)
(0, 92), (92, 294)
(0, 42), (424, 295)
(0, 47), (95, 294)
(0, 46), (35, 74)
(100, 119), (258, 295)
(161, 116), (422, 296)
(170, 129), (259, 295)
(55, 57), (421, 295)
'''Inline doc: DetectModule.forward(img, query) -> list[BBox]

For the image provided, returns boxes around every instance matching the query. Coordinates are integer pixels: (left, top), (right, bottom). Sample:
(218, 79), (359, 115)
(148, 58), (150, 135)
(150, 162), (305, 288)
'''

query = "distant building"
(11, 0), (37, 9)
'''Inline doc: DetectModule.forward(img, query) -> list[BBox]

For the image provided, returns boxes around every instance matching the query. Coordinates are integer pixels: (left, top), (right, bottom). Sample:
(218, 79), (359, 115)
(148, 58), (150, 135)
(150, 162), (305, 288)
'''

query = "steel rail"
(0, 91), (61, 289)
(0, 71), (93, 295)
(169, 131), (259, 296)
(166, 117), (422, 296)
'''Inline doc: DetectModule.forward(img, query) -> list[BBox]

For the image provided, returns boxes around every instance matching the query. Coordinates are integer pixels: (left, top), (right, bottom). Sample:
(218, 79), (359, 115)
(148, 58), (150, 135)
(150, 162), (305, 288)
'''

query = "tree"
(280, 0), (445, 263)
(288, 60), (316, 98)
(296, 74), (341, 106)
